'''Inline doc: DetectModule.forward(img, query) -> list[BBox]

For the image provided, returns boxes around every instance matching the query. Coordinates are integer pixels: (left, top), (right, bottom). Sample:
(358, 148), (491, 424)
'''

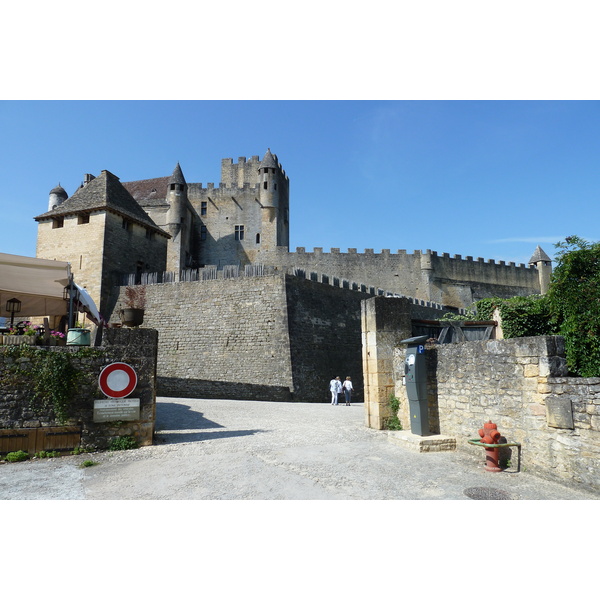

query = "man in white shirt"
(329, 376), (342, 405)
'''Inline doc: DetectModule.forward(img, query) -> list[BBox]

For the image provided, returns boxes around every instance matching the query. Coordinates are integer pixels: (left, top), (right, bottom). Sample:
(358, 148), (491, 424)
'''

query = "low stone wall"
(392, 335), (600, 492)
(0, 329), (158, 450)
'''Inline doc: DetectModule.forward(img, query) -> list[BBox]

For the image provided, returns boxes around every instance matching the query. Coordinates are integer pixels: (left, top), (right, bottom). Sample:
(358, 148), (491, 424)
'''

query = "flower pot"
(66, 328), (91, 346)
(120, 308), (145, 327)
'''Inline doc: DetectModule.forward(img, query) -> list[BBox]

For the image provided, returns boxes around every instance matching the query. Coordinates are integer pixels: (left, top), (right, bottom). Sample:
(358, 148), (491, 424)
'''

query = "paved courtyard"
(1, 397), (598, 500)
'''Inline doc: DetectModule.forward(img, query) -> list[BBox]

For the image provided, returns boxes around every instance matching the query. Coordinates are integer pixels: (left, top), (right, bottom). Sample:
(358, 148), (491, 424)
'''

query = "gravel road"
(1, 397), (598, 500)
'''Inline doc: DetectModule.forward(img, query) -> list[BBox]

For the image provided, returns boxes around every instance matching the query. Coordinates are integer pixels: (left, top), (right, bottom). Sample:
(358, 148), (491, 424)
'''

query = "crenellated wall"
(255, 246), (543, 307)
(108, 273), (449, 403)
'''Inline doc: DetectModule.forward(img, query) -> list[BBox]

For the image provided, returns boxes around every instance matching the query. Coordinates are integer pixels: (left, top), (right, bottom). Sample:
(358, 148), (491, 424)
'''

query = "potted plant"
(120, 285), (146, 327)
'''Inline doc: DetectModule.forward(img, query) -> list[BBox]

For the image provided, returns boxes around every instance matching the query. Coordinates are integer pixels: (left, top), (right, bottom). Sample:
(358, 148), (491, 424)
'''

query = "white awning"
(0, 252), (70, 318)
(74, 282), (102, 324)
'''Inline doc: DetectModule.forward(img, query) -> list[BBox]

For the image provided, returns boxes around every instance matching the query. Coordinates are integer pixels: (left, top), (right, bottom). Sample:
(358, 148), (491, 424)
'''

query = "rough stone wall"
(187, 183), (263, 268)
(109, 274), (420, 403)
(36, 210), (168, 319)
(0, 329), (158, 449)
(391, 335), (600, 492)
(111, 275), (296, 401)
(36, 212), (107, 315)
(285, 277), (369, 402)
(101, 212), (168, 314)
(362, 297), (413, 429)
(256, 247), (542, 308)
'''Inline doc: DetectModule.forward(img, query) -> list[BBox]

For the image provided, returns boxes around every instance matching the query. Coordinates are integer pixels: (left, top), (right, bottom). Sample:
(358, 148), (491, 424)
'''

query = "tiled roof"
(35, 170), (169, 237)
(169, 163), (186, 186)
(261, 148), (278, 169)
(122, 176), (170, 207)
(529, 245), (552, 264)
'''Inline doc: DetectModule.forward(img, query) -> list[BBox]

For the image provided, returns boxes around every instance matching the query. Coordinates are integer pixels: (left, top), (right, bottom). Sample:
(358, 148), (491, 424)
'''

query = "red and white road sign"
(98, 362), (138, 398)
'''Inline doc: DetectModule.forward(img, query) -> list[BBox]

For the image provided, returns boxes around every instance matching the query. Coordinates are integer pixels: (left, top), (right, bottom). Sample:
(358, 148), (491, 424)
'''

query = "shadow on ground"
(154, 401), (266, 444)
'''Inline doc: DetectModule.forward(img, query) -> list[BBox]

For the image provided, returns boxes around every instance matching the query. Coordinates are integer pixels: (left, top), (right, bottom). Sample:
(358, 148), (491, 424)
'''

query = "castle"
(33, 150), (553, 402)
(35, 149), (551, 320)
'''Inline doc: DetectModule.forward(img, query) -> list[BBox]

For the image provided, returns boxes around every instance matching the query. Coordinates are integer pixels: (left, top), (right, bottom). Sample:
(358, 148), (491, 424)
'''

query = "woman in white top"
(342, 376), (353, 406)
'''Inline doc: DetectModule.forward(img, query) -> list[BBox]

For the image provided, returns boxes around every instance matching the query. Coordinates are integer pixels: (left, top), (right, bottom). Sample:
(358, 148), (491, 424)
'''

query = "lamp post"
(63, 277), (77, 329)
(5, 298), (22, 327)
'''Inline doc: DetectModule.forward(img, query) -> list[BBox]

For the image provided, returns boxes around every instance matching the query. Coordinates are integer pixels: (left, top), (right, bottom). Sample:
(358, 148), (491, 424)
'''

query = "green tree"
(547, 236), (600, 377)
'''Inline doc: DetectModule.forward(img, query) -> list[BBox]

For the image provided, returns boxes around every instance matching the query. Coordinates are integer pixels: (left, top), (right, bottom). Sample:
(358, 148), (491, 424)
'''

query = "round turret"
(259, 149), (280, 209)
(48, 184), (68, 211)
(166, 163), (187, 239)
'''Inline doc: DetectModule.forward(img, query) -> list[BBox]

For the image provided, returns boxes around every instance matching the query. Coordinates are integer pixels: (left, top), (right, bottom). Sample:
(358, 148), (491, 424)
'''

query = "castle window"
(146, 229), (154, 240)
(52, 216), (64, 229)
(78, 214), (89, 225)
(122, 219), (131, 232)
(200, 225), (207, 241)
(256, 233), (260, 244)
(235, 225), (245, 241)
(263, 181), (268, 189)
(201, 201), (207, 216)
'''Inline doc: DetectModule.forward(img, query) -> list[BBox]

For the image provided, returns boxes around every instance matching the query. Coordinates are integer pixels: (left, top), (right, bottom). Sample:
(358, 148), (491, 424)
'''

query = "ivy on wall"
(473, 295), (557, 339)
(546, 236), (600, 377)
(1, 346), (103, 423)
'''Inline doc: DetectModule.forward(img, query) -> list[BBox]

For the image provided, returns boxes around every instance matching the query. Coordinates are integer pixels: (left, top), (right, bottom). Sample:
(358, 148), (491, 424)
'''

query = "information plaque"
(93, 398), (140, 423)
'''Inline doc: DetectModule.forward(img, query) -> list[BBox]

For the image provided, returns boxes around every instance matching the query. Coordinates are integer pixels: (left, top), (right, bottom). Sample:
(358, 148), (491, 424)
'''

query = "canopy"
(0, 252), (71, 319)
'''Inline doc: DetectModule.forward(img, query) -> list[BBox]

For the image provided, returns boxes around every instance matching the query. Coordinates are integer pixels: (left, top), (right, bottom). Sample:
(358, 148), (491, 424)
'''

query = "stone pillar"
(362, 297), (412, 429)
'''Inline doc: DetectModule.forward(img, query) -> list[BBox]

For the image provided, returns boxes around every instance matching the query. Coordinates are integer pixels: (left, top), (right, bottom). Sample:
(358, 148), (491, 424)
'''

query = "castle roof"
(528, 245), (552, 265)
(35, 170), (169, 237)
(50, 184), (67, 198)
(169, 163), (186, 185)
(122, 176), (170, 207)
(261, 148), (278, 169)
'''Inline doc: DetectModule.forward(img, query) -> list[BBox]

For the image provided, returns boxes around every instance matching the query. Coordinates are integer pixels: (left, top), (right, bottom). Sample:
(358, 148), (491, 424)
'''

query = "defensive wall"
(0, 329), (158, 452)
(362, 296), (600, 492)
(256, 247), (544, 308)
(109, 271), (451, 403)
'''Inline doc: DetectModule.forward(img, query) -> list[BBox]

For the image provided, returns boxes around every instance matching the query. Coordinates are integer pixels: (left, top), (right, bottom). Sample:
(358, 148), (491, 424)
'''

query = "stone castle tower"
(35, 170), (170, 318)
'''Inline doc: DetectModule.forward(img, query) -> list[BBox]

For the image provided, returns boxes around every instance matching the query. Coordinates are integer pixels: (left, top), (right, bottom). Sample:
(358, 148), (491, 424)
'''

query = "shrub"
(547, 236), (600, 376)
(5, 450), (29, 462)
(382, 394), (403, 430)
(108, 435), (138, 451)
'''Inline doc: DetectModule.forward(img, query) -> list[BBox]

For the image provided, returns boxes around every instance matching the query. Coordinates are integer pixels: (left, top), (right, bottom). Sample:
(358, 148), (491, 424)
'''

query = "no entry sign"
(98, 362), (138, 398)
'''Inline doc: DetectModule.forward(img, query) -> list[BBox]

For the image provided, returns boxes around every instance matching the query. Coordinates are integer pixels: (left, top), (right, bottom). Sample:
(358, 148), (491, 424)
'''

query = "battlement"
(221, 154), (289, 182)
(292, 247), (532, 269)
(120, 265), (457, 314)
(187, 181), (261, 194)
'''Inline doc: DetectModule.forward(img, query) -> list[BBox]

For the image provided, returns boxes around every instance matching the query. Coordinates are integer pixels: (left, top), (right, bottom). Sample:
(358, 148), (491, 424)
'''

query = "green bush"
(471, 295), (557, 339)
(382, 394), (403, 430)
(34, 450), (60, 458)
(5, 450), (29, 462)
(547, 236), (600, 377)
(108, 435), (138, 451)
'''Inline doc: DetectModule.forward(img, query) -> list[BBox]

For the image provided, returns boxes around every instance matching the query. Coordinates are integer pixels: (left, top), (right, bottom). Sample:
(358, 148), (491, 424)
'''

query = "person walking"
(342, 376), (353, 405)
(329, 376), (342, 405)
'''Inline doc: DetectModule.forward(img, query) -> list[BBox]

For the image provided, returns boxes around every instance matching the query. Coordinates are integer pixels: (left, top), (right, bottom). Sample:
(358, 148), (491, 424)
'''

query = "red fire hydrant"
(478, 421), (503, 472)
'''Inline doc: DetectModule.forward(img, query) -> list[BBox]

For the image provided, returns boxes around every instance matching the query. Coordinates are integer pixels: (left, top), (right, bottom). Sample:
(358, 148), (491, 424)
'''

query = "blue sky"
(1, 100), (599, 266)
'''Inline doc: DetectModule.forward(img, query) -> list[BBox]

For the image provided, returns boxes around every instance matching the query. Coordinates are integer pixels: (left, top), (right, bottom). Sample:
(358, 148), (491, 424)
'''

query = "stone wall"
(285, 277), (370, 402)
(362, 297), (413, 429)
(389, 334), (600, 492)
(257, 247), (543, 308)
(0, 329), (158, 450)
(109, 275), (450, 403)
(111, 275), (295, 401)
